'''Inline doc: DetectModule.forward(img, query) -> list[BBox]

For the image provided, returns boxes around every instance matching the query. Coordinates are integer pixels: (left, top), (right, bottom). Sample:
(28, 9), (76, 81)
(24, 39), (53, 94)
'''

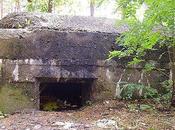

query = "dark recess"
(39, 79), (94, 111)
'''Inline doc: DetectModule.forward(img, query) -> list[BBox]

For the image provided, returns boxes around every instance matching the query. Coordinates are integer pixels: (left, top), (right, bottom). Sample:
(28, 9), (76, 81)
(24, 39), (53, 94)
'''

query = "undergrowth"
(120, 80), (173, 111)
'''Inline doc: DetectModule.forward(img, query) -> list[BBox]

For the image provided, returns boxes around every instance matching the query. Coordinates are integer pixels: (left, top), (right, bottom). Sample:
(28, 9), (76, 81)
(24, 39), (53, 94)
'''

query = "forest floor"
(0, 100), (175, 130)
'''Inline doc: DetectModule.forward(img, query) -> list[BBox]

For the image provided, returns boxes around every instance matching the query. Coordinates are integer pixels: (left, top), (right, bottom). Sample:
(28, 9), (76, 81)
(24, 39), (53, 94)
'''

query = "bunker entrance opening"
(39, 79), (94, 111)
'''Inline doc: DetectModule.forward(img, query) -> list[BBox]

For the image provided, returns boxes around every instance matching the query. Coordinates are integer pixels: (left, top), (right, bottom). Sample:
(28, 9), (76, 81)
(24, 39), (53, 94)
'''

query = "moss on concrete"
(0, 84), (34, 114)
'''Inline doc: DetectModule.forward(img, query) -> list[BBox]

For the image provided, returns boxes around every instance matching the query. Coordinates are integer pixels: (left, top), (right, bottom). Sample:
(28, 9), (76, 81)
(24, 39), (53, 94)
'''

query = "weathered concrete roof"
(0, 12), (128, 34)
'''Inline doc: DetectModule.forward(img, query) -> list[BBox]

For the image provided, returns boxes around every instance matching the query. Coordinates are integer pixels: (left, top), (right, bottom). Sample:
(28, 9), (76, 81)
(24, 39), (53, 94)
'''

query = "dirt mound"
(0, 12), (127, 34)
(0, 12), (47, 29)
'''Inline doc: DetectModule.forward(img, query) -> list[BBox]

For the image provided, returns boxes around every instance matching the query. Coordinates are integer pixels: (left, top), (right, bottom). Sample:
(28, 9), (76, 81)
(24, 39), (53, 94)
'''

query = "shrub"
(120, 81), (173, 109)
(120, 83), (158, 100)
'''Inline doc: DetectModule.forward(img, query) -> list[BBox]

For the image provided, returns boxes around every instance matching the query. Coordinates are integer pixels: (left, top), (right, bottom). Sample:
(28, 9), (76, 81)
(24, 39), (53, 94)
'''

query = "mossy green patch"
(0, 84), (34, 113)
(43, 101), (59, 111)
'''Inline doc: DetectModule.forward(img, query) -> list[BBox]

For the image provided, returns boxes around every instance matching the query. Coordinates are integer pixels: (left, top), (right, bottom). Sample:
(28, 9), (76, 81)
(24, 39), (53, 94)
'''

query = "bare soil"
(0, 100), (175, 130)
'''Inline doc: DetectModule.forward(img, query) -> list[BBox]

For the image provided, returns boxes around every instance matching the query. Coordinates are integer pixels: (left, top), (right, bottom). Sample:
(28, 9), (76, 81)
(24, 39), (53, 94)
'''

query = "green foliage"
(26, 1), (35, 12)
(110, 0), (175, 66)
(120, 83), (158, 100)
(127, 103), (137, 111)
(128, 103), (154, 111)
(26, 0), (68, 12)
(155, 80), (173, 106)
(139, 104), (153, 111)
(117, 0), (144, 19)
(143, 86), (158, 99)
(121, 81), (173, 108)
(120, 83), (144, 100)
(110, 0), (175, 107)
(143, 63), (155, 72)
(0, 111), (8, 119)
(148, 128), (156, 130)
(27, 0), (48, 12)
(85, 100), (92, 106)
(43, 101), (59, 111)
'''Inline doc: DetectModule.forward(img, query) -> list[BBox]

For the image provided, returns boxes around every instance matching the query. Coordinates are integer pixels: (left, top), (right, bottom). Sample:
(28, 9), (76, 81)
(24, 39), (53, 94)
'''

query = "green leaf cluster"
(120, 83), (158, 100)
(43, 101), (59, 111)
(110, 0), (175, 66)
(120, 81), (173, 108)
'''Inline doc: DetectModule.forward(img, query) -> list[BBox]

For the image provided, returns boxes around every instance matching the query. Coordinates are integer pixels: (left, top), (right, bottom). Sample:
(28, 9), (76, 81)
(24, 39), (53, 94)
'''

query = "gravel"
(0, 12), (128, 34)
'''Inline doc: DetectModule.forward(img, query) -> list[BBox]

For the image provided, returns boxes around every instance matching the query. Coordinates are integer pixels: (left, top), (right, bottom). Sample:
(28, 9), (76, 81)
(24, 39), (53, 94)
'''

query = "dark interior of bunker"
(39, 79), (94, 111)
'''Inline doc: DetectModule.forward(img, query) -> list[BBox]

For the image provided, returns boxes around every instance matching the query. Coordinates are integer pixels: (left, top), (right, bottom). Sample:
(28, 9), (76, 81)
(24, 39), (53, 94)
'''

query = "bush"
(120, 83), (158, 100)
(120, 81), (173, 108)
(155, 80), (173, 107)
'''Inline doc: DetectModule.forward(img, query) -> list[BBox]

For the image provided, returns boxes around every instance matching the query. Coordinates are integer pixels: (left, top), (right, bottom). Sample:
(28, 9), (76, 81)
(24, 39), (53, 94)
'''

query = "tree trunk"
(171, 66), (175, 106)
(27, 0), (32, 2)
(15, 0), (20, 12)
(48, 0), (53, 13)
(171, 47), (175, 106)
(168, 46), (175, 107)
(0, 0), (3, 18)
(90, 0), (94, 16)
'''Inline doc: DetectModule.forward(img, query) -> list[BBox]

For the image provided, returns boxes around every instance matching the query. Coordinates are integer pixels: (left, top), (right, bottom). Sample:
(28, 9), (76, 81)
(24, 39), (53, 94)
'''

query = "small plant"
(139, 104), (153, 111)
(155, 80), (173, 108)
(0, 111), (8, 119)
(120, 83), (158, 100)
(143, 86), (158, 99)
(128, 104), (137, 111)
(148, 128), (156, 130)
(120, 81), (173, 110)
(120, 83), (144, 100)
(85, 100), (92, 106)
(43, 101), (59, 111)
(128, 103), (154, 111)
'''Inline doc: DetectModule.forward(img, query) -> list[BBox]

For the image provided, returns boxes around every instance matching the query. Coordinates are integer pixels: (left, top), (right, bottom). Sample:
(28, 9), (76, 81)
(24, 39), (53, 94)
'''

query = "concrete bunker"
(38, 78), (95, 111)
(0, 12), (169, 113)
